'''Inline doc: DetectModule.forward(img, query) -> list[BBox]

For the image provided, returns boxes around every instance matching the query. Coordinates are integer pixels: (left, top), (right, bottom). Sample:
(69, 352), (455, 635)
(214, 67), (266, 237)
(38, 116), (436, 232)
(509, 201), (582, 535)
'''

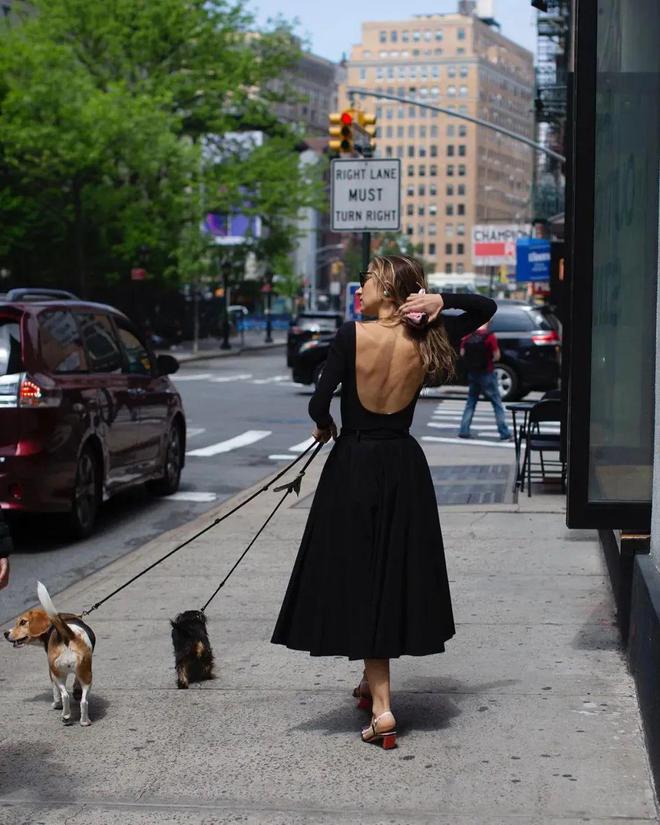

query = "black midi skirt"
(271, 430), (455, 660)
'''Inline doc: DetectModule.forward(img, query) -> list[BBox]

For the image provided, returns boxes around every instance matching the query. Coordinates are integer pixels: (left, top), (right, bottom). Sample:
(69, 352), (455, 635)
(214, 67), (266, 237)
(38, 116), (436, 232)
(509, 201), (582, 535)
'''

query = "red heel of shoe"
(381, 733), (397, 750)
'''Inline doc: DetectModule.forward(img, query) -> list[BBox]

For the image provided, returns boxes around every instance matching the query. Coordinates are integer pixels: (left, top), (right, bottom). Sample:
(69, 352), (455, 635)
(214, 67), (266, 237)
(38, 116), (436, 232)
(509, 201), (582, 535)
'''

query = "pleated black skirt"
(271, 430), (455, 660)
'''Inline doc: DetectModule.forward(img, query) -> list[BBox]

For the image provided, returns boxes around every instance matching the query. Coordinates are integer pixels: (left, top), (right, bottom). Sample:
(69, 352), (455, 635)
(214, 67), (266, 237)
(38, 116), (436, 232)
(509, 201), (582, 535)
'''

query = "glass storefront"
(588, 0), (660, 503)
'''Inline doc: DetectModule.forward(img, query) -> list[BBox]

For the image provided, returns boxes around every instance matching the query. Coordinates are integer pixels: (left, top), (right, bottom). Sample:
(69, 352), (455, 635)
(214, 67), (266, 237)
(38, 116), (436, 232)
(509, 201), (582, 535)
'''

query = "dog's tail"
(37, 581), (74, 643)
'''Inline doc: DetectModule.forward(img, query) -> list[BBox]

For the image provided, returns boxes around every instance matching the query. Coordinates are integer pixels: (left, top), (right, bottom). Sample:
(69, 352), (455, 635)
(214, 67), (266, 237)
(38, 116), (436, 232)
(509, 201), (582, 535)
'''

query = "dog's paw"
(61, 714), (72, 725)
(176, 681), (189, 690)
(79, 719), (92, 727)
(51, 701), (63, 710)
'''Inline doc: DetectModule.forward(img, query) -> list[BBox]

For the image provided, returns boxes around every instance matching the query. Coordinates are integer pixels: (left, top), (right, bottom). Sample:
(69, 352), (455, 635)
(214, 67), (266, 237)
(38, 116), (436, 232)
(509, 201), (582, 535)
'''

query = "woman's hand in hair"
(312, 421), (338, 444)
(399, 292), (444, 323)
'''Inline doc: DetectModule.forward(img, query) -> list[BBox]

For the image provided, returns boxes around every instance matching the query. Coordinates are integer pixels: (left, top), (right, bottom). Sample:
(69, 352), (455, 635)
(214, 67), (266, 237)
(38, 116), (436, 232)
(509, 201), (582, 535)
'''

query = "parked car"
(286, 311), (344, 373)
(0, 288), (186, 538)
(289, 299), (560, 401)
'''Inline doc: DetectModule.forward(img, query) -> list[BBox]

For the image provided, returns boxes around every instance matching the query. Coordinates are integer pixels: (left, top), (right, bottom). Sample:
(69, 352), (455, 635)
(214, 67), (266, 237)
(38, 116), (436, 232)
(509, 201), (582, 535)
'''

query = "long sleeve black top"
(308, 292), (496, 430)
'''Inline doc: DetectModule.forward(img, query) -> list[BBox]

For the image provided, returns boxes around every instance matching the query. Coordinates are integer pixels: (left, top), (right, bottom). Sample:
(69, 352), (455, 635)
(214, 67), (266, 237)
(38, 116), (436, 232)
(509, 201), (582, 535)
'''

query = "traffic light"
(359, 112), (377, 156)
(328, 111), (355, 155)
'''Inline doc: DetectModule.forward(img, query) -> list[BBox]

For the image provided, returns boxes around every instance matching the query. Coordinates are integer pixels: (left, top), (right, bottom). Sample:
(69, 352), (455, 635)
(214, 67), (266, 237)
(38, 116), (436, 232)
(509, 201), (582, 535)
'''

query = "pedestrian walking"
(0, 511), (12, 590)
(457, 322), (512, 440)
(271, 256), (496, 748)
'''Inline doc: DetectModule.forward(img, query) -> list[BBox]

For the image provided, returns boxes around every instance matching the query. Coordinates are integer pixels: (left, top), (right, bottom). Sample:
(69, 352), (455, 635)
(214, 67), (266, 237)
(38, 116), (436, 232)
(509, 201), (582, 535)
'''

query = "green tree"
(0, 0), (322, 296)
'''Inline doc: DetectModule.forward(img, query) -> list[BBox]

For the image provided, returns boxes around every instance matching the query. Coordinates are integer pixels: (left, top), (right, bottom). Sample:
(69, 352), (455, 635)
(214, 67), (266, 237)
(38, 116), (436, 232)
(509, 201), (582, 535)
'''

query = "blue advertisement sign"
(516, 238), (551, 282)
(345, 282), (363, 321)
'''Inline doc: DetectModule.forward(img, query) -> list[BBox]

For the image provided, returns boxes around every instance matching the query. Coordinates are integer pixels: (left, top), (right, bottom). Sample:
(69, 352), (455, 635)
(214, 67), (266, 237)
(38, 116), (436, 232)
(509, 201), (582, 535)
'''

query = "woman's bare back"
(355, 321), (426, 415)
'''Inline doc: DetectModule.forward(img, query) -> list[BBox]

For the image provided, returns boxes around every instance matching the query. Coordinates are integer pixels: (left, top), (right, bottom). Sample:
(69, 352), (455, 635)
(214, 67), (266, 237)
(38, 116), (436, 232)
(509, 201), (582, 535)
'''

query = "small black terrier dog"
(170, 610), (215, 689)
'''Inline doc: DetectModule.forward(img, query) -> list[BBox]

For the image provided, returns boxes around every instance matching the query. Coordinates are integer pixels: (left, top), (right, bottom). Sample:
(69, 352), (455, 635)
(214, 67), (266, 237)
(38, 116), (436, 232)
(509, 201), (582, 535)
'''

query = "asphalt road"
(0, 348), (536, 624)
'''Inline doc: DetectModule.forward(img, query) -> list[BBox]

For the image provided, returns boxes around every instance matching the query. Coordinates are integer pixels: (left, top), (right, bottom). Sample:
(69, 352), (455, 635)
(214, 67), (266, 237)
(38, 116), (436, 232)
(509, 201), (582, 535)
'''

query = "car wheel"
(68, 447), (100, 540)
(148, 423), (183, 496)
(493, 364), (520, 401)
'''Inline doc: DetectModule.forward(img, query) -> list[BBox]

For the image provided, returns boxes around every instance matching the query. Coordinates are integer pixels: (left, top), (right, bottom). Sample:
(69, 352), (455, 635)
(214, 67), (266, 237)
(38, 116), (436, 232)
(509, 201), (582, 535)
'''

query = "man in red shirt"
(458, 323), (512, 440)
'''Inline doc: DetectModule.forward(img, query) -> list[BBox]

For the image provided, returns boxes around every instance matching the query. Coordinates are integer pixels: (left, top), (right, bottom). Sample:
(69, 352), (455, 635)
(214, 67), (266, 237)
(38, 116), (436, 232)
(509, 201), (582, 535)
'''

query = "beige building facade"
(343, 7), (534, 274)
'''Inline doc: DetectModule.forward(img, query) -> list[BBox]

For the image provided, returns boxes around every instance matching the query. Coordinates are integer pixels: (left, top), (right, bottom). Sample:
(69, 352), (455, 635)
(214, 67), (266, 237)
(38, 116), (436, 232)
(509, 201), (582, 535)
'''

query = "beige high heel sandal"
(361, 710), (397, 749)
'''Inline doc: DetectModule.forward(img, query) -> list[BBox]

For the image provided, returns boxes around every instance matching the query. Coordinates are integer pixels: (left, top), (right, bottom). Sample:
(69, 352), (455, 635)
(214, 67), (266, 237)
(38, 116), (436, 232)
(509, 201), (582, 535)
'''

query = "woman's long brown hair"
(368, 255), (456, 385)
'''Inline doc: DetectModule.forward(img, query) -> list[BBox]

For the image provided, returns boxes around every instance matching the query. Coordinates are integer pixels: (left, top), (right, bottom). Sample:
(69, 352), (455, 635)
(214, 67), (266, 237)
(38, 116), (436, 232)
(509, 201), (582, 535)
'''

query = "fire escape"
(534, 0), (571, 222)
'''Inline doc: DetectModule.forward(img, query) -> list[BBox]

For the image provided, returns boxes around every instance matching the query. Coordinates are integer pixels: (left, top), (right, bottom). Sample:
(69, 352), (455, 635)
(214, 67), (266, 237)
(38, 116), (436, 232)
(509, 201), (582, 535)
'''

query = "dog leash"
(81, 439), (325, 618)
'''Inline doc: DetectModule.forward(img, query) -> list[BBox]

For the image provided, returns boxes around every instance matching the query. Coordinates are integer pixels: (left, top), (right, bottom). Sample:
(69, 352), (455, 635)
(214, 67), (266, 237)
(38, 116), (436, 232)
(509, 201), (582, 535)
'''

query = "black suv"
(289, 299), (560, 401)
(287, 311), (344, 378)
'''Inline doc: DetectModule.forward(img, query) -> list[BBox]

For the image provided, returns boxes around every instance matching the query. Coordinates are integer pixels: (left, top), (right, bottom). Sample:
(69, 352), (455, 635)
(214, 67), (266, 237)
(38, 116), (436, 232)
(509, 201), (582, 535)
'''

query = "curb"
(158, 341), (286, 364)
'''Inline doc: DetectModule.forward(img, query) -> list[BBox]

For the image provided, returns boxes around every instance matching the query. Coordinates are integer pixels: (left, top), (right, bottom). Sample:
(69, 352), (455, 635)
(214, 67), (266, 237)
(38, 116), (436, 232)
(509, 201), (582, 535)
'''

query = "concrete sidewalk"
(0, 441), (658, 824)
(158, 329), (286, 363)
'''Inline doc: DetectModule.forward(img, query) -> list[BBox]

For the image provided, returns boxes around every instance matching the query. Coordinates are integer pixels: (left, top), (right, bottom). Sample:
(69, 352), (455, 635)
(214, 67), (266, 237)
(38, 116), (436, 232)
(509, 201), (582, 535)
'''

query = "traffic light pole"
(362, 231), (371, 272)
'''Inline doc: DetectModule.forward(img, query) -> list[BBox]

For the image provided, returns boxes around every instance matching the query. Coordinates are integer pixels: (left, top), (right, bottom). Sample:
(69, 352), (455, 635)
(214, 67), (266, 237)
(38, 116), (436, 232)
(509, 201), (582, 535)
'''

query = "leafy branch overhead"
(0, 0), (323, 293)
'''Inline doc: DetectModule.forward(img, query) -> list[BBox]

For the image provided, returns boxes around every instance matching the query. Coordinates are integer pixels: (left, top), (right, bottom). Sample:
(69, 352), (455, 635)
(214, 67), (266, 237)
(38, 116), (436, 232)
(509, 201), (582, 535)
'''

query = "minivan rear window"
(39, 310), (88, 373)
(489, 310), (534, 333)
(0, 318), (22, 376)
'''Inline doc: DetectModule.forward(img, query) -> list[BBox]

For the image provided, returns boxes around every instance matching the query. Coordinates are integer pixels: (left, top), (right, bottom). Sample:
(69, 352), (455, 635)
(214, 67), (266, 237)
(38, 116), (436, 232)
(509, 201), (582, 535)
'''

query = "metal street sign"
(471, 224), (531, 266)
(331, 158), (401, 232)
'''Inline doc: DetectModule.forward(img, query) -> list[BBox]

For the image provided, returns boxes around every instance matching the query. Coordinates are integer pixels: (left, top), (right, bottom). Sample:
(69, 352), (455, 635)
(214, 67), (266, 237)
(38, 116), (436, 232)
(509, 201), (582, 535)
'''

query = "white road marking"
(186, 430), (272, 457)
(422, 435), (515, 449)
(186, 427), (206, 439)
(174, 373), (213, 382)
(269, 454), (298, 460)
(210, 373), (253, 383)
(166, 492), (218, 502)
(289, 438), (316, 453)
(252, 375), (290, 384)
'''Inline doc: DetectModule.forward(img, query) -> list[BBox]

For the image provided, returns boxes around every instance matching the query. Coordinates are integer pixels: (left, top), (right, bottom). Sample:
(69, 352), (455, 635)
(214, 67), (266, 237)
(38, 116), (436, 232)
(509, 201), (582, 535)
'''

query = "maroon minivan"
(0, 289), (186, 538)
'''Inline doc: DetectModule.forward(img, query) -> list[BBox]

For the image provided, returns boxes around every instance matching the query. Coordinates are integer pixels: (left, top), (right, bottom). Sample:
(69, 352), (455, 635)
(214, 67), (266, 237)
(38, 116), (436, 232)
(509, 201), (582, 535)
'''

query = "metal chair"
(521, 399), (565, 496)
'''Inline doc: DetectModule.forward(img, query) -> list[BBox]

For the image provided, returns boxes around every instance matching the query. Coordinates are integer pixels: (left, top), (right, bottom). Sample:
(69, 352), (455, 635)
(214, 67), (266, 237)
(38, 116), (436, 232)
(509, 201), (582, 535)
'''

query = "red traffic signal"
(340, 111), (353, 125)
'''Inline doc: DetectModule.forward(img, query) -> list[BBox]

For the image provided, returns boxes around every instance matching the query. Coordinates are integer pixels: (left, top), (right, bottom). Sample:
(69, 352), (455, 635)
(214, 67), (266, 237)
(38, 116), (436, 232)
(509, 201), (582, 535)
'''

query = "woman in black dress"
(271, 256), (496, 748)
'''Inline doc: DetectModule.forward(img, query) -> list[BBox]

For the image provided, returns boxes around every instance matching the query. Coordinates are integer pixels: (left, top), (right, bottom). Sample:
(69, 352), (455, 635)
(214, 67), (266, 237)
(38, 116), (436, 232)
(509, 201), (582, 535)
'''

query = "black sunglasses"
(359, 270), (373, 288)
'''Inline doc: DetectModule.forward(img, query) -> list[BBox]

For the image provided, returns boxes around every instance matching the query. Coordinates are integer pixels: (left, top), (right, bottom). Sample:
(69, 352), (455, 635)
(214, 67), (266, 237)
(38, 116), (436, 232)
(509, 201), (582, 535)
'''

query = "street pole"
(489, 265), (496, 298)
(220, 260), (231, 351)
(264, 271), (273, 344)
(362, 232), (371, 272)
(193, 278), (200, 354)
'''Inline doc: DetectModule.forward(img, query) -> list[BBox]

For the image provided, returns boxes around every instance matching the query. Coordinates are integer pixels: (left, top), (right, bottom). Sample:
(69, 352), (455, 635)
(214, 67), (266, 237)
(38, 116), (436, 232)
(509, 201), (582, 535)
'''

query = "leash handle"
(81, 438), (326, 617)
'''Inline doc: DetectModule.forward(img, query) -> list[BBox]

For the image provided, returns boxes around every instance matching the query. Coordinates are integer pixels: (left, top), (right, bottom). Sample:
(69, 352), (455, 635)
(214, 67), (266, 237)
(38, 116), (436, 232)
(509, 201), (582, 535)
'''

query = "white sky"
(250, 0), (538, 63)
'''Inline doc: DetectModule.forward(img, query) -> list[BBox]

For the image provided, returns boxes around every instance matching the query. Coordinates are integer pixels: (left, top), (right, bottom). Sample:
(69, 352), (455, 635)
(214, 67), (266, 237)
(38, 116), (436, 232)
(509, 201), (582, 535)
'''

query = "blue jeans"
(459, 371), (512, 438)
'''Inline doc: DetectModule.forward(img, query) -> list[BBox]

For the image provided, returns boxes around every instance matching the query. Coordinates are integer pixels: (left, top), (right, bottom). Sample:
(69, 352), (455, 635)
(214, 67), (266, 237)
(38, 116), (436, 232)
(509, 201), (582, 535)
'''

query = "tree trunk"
(72, 178), (87, 298)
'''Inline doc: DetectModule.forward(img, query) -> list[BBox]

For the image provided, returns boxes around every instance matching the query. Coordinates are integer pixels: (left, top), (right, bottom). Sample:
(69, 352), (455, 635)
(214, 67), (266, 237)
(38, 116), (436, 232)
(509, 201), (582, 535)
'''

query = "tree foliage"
(0, 0), (323, 296)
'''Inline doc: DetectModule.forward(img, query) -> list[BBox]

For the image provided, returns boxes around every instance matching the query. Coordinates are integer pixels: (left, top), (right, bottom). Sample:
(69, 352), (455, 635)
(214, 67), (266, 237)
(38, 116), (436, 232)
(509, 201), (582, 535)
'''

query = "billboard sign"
(471, 224), (531, 266)
(515, 237), (551, 282)
(331, 159), (401, 232)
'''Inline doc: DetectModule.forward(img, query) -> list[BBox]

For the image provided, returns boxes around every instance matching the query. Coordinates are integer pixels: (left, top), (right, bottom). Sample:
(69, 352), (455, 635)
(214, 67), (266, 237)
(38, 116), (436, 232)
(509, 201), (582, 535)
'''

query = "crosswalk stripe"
(269, 454), (298, 460)
(252, 375), (290, 384)
(174, 373), (213, 382)
(422, 435), (515, 449)
(186, 430), (271, 457)
(210, 373), (253, 383)
(289, 438), (316, 452)
(165, 492), (218, 502)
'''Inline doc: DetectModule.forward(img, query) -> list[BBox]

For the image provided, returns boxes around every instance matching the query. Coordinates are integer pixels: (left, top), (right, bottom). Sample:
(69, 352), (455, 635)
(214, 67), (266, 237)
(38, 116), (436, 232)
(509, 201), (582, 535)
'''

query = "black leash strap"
(81, 439), (325, 617)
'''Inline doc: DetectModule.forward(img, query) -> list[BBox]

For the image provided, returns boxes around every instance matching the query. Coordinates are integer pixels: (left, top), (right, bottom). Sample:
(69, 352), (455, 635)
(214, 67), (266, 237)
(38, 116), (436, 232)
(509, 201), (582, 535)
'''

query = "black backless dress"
(271, 293), (496, 659)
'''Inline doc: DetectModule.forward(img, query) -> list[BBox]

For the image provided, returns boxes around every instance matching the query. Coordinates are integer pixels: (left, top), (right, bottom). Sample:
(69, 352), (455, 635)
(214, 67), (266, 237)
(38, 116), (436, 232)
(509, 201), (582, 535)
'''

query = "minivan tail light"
(18, 374), (62, 408)
(531, 330), (560, 345)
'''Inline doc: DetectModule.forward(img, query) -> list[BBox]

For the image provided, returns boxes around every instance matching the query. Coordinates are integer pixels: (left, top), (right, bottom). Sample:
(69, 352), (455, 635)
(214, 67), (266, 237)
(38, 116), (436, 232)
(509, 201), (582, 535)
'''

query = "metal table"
(506, 401), (537, 492)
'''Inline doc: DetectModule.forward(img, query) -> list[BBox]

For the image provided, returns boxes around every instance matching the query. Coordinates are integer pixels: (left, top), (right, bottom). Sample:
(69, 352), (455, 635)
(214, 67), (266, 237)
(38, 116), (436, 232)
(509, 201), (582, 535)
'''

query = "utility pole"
(220, 258), (231, 351)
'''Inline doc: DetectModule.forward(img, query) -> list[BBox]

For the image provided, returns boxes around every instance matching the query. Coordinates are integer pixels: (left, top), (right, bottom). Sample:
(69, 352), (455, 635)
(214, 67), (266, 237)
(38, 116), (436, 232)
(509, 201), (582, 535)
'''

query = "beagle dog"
(3, 582), (96, 726)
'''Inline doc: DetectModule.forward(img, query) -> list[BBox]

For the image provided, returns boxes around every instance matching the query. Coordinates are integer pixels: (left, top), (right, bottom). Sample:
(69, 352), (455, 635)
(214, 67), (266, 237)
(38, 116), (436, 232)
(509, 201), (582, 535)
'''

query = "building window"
(397, 125), (404, 138)
(447, 144), (455, 156)
(380, 30), (387, 43)
(376, 67), (384, 79)
(457, 223), (465, 236)
(418, 164), (426, 176)
(431, 65), (440, 78)
(447, 124), (455, 137)
(418, 224), (425, 235)
(429, 204), (437, 215)
(424, 30), (432, 41)
(419, 146), (427, 157)
(385, 146), (393, 157)
(430, 125), (438, 138)
(457, 28), (465, 40)
(418, 205), (425, 216)
(418, 243), (425, 254)
(445, 243), (453, 255)
(460, 65), (468, 78)
(398, 65), (406, 78)
(359, 67), (367, 81)
(457, 203), (465, 215)
(407, 145), (415, 157)
(448, 65), (456, 77)
(459, 85), (468, 97)
(408, 125), (415, 138)
(446, 223), (454, 237)
(406, 204), (414, 216)
(430, 145), (437, 157)
(457, 243), (465, 255)
(458, 164), (466, 176)
(385, 126), (393, 138)
(446, 204), (454, 216)
(390, 30), (398, 42)
(459, 125), (467, 137)
(428, 223), (437, 235)
(446, 184), (454, 196)
(386, 107), (393, 119)
(445, 262), (452, 274)
(429, 243), (436, 255)
(418, 184), (425, 196)
(408, 106), (416, 117)
(406, 225), (414, 236)
(406, 185), (414, 196)
(458, 144), (466, 156)
(420, 65), (428, 78)
(430, 164), (437, 176)
(407, 164), (415, 176)
(447, 164), (454, 176)
(435, 30), (443, 41)
(402, 30), (409, 41)
(430, 183), (437, 196)
(397, 145), (404, 158)
(387, 66), (394, 79)
(413, 30), (420, 41)
(419, 126), (427, 138)
(458, 183), (465, 195)
(448, 85), (456, 96)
